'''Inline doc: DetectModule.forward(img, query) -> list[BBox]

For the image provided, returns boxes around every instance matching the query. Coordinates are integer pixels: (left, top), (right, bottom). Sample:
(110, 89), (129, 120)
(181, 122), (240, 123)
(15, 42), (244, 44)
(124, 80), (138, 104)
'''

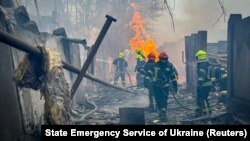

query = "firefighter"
(173, 67), (179, 81)
(113, 51), (128, 87)
(153, 51), (178, 121)
(140, 52), (156, 111)
(195, 50), (212, 117)
(136, 48), (145, 59)
(211, 67), (228, 104)
(135, 54), (146, 89)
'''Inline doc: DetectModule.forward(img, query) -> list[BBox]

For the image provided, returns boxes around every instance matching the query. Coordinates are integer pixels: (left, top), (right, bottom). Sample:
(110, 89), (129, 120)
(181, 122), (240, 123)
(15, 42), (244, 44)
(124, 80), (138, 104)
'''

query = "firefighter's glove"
(175, 75), (179, 81)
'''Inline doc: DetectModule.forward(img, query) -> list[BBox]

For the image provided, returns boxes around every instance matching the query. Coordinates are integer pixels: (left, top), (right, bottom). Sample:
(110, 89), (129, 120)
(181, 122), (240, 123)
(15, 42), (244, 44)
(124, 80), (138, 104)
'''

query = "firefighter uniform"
(135, 54), (146, 89)
(113, 52), (128, 86)
(140, 53), (156, 111)
(195, 50), (212, 116)
(153, 52), (178, 121)
(211, 67), (228, 103)
(219, 68), (227, 102)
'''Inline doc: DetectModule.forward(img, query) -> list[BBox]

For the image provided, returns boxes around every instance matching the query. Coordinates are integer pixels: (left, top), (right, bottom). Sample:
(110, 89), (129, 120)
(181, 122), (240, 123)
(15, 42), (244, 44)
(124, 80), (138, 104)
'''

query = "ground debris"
(72, 85), (229, 125)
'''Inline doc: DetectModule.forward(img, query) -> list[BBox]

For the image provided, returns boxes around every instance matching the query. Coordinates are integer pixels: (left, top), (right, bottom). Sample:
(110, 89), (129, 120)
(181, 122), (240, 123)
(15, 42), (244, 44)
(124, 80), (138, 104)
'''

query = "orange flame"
(129, 11), (159, 61)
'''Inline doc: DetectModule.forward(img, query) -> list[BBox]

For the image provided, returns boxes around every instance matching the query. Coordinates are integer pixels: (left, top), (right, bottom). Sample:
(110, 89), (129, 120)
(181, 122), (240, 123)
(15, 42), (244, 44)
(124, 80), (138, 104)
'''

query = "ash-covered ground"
(71, 83), (227, 125)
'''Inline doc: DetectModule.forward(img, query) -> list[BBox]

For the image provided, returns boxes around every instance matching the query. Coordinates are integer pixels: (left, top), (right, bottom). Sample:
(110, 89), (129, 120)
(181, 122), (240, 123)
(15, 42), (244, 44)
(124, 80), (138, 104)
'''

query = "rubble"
(71, 84), (228, 125)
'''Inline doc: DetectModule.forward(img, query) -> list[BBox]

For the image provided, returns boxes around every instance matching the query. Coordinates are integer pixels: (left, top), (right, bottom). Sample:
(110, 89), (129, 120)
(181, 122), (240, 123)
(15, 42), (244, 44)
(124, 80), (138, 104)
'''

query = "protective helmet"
(118, 52), (125, 58)
(136, 48), (143, 54)
(159, 51), (168, 59)
(147, 52), (156, 60)
(136, 54), (144, 61)
(195, 50), (207, 60)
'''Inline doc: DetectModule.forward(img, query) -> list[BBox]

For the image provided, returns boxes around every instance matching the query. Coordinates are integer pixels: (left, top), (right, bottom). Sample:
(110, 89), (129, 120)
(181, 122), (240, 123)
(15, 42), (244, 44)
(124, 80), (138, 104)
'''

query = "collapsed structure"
(0, 4), (134, 140)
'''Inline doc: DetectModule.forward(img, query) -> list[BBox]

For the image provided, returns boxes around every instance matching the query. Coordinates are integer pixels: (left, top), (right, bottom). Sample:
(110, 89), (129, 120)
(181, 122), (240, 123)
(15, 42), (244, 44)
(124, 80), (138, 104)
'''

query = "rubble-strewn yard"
(71, 84), (228, 125)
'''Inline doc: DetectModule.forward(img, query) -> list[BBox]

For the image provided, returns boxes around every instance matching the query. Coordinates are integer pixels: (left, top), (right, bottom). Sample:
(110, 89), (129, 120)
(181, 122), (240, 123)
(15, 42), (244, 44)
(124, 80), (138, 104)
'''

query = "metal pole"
(0, 29), (136, 95)
(61, 37), (89, 50)
(0, 29), (41, 56)
(71, 15), (117, 97)
(62, 37), (87, 46)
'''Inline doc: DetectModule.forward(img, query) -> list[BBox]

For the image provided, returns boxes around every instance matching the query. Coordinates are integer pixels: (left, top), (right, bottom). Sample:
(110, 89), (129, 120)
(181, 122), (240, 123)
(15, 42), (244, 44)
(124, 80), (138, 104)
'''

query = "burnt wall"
(52, 28), (81, 81)
(185, 31), (207, 93)
(0, 5), (81, 140)
(227, 14), (250, 115)
(0, 6), (23, 141)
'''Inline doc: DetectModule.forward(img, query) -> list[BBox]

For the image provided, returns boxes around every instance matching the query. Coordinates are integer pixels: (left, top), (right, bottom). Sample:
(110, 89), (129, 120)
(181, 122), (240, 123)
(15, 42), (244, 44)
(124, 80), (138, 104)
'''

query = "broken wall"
(0, 5), (81, 139)
(0, 9), (23, 140)
(207, 41), (227, 68)
(52, 27), (81, 81)
(185, 31), (207, 93)
(227, 14), (250, 115)
(207, 41), (227, 53)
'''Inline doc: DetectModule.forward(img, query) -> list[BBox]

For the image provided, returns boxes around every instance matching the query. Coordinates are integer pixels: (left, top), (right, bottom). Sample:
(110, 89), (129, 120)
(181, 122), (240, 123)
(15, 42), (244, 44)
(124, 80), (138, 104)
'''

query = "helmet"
(159, 52), (168, 59)
(195, 50), (207, 60)
(147, 52), (156, 60)
(136, 54), (144, 61)
(136, 48), (143, 55)
(118, 52), (124, 58)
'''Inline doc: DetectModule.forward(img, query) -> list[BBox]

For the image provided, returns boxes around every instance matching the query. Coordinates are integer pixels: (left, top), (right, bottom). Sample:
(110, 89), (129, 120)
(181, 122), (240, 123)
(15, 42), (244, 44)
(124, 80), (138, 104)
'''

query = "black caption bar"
(41, 125), (250, 140)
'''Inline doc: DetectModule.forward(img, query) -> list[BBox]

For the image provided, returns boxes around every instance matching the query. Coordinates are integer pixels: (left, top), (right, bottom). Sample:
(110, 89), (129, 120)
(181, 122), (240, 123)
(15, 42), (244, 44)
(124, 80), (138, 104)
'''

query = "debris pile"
(71, 85), (228, 125)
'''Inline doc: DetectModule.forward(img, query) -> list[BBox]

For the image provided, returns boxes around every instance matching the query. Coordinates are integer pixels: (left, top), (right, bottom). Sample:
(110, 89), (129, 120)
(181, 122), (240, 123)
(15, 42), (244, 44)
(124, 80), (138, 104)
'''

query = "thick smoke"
(20, 0), (250, 84)
(155, 0), (250, 44)
(153, 0), (250, 83)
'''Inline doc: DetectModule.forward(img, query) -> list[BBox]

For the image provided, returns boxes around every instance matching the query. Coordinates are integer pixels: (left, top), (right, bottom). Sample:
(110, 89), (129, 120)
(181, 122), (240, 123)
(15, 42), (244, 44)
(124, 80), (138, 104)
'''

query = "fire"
(129, 11), (160, 61)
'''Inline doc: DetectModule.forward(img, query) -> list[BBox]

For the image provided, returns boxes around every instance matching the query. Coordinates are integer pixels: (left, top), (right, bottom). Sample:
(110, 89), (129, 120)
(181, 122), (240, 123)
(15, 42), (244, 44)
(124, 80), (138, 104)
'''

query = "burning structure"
(129, 11), (160, 61)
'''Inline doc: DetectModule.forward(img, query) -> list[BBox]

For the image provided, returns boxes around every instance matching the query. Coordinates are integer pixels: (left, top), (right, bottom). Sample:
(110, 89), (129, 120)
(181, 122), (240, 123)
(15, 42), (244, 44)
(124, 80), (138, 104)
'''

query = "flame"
(129, 11), (159, 61)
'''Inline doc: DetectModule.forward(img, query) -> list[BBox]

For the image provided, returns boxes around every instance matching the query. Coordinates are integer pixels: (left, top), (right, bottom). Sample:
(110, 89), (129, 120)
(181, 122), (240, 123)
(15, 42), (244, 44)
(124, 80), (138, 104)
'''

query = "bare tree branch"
(163, 0), (176, 32)
(173, 0), (175, 11)
(213, 0), (227, 27)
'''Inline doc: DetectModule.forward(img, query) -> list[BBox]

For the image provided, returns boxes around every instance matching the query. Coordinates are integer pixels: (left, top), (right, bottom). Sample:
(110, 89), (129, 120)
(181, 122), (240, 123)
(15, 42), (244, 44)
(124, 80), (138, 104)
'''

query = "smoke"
(153, 0), (250, 83)
(158, 39), (185, 84)
(20, 0), (250, 84)
(154, 0), (250, 44)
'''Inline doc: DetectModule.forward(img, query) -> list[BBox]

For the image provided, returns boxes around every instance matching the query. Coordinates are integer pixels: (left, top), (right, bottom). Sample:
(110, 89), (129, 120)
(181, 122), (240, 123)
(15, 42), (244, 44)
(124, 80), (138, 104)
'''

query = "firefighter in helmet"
(113, 51), (128, 86)
(211, 67), (228, 104)
(135, 53), (146, 89)
(195, 50), (213, 116)
(153, 51), (178, 121)
(136, 48), (145, 59)
(140, 52), (157, 111)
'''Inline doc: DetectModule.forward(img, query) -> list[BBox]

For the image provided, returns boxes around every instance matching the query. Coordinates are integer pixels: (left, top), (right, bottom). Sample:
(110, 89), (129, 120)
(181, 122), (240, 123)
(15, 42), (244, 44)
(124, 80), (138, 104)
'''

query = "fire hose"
(125, 68), (133, 87)
(168, 83), (193, 111)
(151, 77), (194, 111)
